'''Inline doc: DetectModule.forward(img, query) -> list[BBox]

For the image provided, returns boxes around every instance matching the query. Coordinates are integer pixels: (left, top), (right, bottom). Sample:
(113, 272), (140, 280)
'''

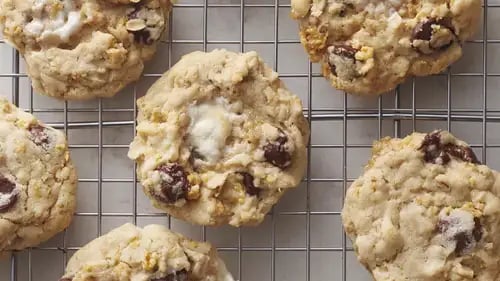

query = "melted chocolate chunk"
(239, 172), (260, 197)
(263, 134), (292, 169)
(0, 175), (17, 212)
(151, 269), (189, 281)
(453, 231), (470, 255)
(29, 125), (49, 146)
(419, 131), (480, 165)
(132, 29), (153, 45)
(155, 164), (190, 203)
(413, 20), (435, 41)
(443, 144), (479, 164)
(330, 64), (338, 76)
(58, 278), (73, 281)
(327, 44), (359, 78)
(188, 149), (205, 165)
(411, 18), (456, 53)
(331, 44), (357, 59)
(420, 132), (450, 164)
(127, 4), (155, 45)
(454, 218), (483, 255)
(472, 217), (483, 242)
(437, 213), (483, 256)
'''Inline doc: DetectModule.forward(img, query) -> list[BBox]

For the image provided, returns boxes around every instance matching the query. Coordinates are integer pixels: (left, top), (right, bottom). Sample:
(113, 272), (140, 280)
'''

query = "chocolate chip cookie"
(0, 0), (172, 99)
(59, 223), (234, 281)
(291, 0), (481, 95)
(342, 131), (500, 280)
(128, 49), (310, 226)
(0, 98), (76, 256)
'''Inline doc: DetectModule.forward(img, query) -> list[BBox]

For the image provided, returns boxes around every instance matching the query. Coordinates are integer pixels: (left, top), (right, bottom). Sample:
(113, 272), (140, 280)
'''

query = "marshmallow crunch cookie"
(0, 98), (76, 256)
(291, 0), (481, 95)
(59, 223), (234, 281)
(343, 131), (500, 280)
(128, 49), (310, 226)
(0, 0), (173, 99)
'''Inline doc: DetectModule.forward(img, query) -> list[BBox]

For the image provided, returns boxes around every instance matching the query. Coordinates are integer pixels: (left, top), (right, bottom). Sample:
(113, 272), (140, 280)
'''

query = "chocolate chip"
(155, 164), (190, 203)
(29, 125), (49, 146)
(263, 133), (292, 169)
(58, 278), (73, 281)
(239, 172), (260, 197)
(419, 131), (479, 165)
(151, 269), (189, 281)
(411, 18), (456, 54)
(0, 175), (17, 213)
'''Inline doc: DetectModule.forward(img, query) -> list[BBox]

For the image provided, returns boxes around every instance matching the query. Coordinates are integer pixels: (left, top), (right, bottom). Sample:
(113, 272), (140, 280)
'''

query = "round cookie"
(128, 49), (310, 227)
(59, 223), (234, 281)
(0, 98), (76, 256)
(0, 0), (173, 100)
(342, 130), (500, 280)
(291, 0), (481, 95)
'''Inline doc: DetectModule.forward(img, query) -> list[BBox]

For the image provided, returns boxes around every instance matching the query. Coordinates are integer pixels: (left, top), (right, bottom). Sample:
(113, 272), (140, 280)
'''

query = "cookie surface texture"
(128, 49), (310, 227)
(291, 0), (481, 95)
(59, 223), (235, 281)
(0, 98), (76, 256)
(0, 0), (173, 99)
(342, 130), (500, 280)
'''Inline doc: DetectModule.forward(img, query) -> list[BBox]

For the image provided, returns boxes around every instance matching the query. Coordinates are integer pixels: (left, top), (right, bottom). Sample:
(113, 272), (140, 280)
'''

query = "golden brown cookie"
(128, 49), (310, 227)
(0, 98), (76, 256)
(343, 131), (500, 280)
(291, 0), (481, 95)
(0, 0), (173, 99)
(59, 223), (234, 281)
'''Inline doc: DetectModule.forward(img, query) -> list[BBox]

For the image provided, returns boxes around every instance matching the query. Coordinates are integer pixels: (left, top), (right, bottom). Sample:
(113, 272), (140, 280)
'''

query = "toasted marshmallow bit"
(24, 0), (83, 42)
(188, 98), (238, 164)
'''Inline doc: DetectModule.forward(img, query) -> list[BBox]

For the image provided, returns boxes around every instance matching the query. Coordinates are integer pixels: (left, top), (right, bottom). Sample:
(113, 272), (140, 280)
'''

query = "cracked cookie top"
(342, 131), (500, 280)
(128, 49), (310, 227)
(59, 223), (234, 281)
(0, 98), (76, 255)
(291, 0), (481, 95)
(0, 0), (172, 99)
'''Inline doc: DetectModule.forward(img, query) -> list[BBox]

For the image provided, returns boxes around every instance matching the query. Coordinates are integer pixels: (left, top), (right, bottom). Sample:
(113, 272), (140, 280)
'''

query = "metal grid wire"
(0, 0), (498, 280)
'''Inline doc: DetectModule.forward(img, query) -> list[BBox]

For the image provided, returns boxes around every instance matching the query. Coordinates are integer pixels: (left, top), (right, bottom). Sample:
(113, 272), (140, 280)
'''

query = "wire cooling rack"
(0, 0), (498, 280)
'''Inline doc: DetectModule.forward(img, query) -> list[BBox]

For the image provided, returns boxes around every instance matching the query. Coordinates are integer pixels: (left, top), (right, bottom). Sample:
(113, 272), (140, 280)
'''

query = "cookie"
(128, 49), (310, 226)
(0, 0), (173, 100)
(291, 0), (481, 95)
(342, 130), (500, 280)
(59, 223), (234, 281)
(0, 98), (76, 256)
